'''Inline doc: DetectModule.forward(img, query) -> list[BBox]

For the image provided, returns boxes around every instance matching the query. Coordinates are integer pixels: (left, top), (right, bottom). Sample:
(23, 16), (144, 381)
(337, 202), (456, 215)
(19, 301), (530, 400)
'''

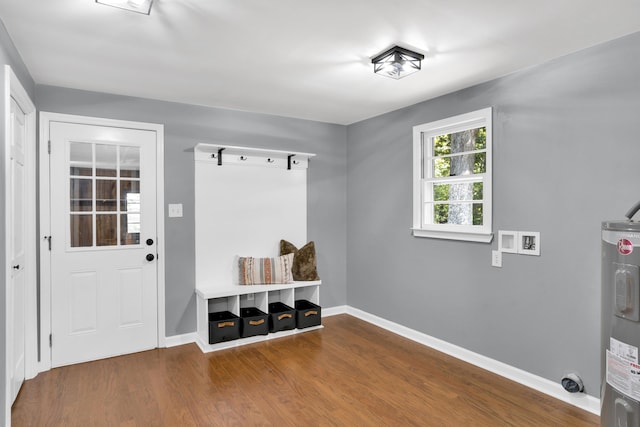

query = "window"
(412, 107), (493, 242)
(68, 142), (142, 247)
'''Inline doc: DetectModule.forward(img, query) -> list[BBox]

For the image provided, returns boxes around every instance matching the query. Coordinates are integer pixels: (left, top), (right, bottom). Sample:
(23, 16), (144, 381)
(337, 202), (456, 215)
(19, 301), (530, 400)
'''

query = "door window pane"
(70, 142), (92, 176)
(120, 146), (140, 178)
(121, 214), (141, 245)
(96, 214), (118, 246)
(120, 181), (140, 211)
(96, 179), (117, 211)
(70, 214), (93, 247)
(95, 144), (117, 177)
(70, 178), (93, 212)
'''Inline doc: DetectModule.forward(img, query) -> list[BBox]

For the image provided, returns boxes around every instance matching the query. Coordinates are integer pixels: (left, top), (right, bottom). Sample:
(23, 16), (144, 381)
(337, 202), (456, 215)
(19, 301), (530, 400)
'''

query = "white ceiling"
(1, 1), (639, 125)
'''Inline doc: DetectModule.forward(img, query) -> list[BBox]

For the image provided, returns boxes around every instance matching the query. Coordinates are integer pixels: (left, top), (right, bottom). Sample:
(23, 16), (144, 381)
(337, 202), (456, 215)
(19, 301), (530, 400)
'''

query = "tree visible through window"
(412, 108), (492, 242)
(433, 127), (486, 225)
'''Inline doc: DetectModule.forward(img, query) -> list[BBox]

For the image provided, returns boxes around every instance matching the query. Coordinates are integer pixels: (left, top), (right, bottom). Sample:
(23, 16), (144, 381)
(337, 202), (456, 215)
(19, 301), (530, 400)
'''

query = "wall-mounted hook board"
(194, 143), (315, 169)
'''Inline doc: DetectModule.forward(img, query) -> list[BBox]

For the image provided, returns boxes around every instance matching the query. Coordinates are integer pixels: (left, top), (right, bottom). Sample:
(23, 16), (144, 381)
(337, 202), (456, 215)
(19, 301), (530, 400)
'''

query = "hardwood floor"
(13, 314), (599, 426)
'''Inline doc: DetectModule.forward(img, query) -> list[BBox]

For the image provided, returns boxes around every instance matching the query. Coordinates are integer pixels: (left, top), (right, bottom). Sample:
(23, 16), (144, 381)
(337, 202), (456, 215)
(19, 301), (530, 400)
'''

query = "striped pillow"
(238, 253), (294, 285)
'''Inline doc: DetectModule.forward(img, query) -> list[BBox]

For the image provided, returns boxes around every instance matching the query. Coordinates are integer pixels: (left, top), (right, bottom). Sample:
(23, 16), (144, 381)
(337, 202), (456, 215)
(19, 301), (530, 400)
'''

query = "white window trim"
(412, 107), (493, 243)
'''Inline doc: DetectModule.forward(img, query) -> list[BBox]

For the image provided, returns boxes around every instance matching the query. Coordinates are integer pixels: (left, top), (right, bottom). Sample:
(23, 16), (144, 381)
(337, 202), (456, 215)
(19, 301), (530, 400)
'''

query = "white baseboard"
(323, 305), (348, 317)
(345, 306), (601, 416)
(164, 332), (198, 348)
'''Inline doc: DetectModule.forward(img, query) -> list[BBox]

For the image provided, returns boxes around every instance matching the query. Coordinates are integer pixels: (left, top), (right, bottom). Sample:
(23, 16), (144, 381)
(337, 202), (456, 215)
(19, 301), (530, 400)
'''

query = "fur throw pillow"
(280, 240), (320, 281)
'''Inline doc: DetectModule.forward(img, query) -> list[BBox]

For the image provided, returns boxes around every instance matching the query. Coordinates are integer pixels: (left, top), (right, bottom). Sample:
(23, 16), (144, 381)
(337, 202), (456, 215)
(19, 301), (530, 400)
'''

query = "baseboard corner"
(322, 305), (348, 317)
(164, 332), (198, 348)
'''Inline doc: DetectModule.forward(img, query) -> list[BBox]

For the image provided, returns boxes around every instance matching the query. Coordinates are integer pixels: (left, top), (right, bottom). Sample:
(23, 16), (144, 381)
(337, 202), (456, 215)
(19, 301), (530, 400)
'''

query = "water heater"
(602, 201), (640, 427)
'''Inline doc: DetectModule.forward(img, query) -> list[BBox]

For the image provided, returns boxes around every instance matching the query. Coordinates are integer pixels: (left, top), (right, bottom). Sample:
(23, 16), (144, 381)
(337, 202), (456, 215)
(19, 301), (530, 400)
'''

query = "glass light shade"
(95, 0), (153, 15)
(372, 46), (424, 80)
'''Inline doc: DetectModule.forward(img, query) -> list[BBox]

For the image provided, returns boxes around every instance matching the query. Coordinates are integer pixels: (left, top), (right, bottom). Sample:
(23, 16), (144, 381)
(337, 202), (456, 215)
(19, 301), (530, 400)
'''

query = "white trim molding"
(322, 305), (348, 317)
(345, 306), (600, 416)
(165, 333), (198, 348)
(411, 228), (493, 243)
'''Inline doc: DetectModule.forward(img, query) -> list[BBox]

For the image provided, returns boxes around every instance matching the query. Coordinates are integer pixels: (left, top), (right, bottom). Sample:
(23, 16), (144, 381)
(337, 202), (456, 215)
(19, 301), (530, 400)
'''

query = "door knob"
(146, 238), (154, 246)
(12, 265), (19, 270)
(146, 254), (155, 262)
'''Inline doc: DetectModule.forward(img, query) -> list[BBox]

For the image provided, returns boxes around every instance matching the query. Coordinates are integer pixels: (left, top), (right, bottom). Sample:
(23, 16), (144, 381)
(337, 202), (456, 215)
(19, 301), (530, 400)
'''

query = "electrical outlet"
(492, 250), (502, 268)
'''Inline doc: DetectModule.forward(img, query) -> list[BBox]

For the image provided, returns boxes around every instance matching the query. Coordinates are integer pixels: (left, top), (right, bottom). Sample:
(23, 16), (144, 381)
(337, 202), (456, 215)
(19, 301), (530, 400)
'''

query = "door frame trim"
(4, 65), (36, 426)
(38, 112), (166, 372)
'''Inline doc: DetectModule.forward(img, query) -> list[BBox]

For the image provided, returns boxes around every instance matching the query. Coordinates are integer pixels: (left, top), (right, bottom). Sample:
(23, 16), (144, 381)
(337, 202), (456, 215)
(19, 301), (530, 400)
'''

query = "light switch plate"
(168, 203), (183, 218)
(492, 250), (502, 267)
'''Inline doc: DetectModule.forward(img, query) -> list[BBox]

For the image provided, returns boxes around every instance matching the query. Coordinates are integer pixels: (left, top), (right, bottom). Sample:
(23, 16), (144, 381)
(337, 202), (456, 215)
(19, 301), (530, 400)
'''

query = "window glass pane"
(70, 178), (93, 212)
(473, 182), (483, 201)
(433, 157), (451, 178)
(120, 146), (140, 178)
(433, 184), (449, 202)
(432, 127), (486, 156)
(96, 179), (117, 211)
(121, 214), (141, 245)
(95, 144), (117, 177)
(433, 153), (485, 177)
(430, 202), (483, 226)
(473, 152), (486, 174)
(96, 214), (118, 246)
(432, 182), (483, 202)
(70, 166), (92, 176)
(70, 214), (93, 247)
(473, 203), (483, 226)
(69, 142), (93, 176)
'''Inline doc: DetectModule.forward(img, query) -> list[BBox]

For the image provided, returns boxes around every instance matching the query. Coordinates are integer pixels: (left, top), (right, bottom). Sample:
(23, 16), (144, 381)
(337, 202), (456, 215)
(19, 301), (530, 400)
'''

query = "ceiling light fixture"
(95, 0), (153, 15)
(371, 46), (424, 80)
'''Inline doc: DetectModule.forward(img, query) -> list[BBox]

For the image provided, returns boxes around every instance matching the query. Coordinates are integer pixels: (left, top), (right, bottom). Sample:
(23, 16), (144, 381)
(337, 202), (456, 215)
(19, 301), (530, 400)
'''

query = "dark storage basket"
(208, 311), (241, 344)
(295, 300), (322, 329)
(268, 302), (296, 332)
(240, 307), (269, 338)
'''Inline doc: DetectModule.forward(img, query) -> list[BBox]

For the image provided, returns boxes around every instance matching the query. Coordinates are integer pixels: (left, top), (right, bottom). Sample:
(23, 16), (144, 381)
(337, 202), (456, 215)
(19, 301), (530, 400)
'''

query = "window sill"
(411, 228), (494, 243)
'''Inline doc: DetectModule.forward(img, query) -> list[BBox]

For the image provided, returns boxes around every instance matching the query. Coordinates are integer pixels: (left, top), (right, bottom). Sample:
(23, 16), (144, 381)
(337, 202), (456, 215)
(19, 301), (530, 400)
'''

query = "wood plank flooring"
(12, 314), (599, 426)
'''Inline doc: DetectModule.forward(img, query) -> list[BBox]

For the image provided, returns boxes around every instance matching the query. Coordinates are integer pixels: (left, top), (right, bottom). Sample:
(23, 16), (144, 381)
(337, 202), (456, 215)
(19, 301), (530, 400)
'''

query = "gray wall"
(35, 86), (348, 336)
(0, 17), (35, 425)
(346, 31), (640, 397)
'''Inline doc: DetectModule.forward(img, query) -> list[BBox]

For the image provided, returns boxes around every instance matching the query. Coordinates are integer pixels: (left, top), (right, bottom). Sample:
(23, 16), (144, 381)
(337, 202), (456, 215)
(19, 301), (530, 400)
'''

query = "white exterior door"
(8, 97), (26, 404)
(49, 121), (158, 367)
